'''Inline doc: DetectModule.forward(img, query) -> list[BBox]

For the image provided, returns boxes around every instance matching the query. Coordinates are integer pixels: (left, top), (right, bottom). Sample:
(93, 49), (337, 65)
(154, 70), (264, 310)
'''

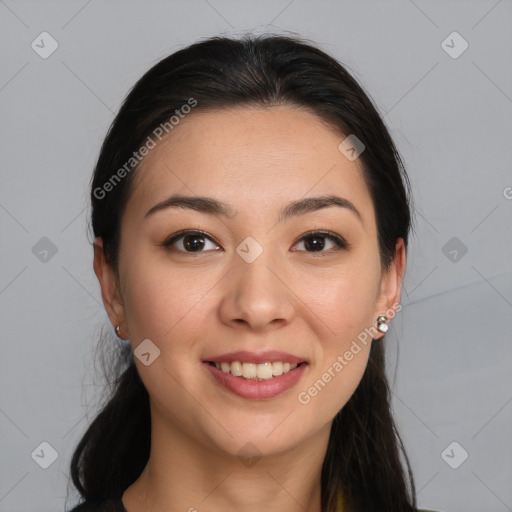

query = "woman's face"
(97, 105), (404, 459)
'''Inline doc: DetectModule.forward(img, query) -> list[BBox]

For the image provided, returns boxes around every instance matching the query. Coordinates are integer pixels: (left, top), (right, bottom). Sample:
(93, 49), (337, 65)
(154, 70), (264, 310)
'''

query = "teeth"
(231, 361), (243, 376)
(272, 362), (283, 376)
(213, 361), (299, 380)
(256, 362), (273, 380)
(242, 363), (257, 379)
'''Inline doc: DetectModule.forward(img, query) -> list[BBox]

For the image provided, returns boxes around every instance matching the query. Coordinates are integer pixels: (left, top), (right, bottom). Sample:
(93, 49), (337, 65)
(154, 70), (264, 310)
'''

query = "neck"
(122, 403), (331, 512)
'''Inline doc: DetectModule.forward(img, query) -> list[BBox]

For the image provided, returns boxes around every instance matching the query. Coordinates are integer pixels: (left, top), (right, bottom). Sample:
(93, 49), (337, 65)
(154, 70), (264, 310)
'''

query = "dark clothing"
(68, 497), (441, 512)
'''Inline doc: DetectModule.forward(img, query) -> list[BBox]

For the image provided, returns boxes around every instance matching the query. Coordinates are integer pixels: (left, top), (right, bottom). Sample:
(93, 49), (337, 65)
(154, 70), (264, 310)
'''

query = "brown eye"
(292, 231), (348, 253)
(162, 230), (221, 253)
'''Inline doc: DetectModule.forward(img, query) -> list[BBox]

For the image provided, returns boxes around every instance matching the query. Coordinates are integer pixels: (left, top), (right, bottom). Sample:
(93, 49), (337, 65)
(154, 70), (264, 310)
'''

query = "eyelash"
(160, 229), (349, 255)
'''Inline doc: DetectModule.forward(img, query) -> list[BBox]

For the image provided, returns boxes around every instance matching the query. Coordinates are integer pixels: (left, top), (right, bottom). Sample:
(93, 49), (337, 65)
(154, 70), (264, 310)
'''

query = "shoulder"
(67, 497), (125, 512)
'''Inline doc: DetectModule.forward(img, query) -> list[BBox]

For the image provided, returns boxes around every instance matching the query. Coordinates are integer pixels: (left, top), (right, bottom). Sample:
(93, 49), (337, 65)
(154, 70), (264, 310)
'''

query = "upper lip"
(204, 351), (307, 365)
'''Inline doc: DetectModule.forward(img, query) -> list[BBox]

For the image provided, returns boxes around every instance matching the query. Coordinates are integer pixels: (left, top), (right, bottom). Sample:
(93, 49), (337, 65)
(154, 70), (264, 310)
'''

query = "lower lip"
(203, 362), (308, 400)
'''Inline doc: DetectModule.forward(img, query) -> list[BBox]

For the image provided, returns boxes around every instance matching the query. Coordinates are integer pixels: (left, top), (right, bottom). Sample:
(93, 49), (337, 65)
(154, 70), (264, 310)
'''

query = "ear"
(373, 238), (407, 340)
(93, 238), (127, 338)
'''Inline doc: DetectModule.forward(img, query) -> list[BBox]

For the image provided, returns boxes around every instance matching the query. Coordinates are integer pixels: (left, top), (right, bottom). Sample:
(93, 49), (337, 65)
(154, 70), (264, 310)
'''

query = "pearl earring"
(376, 316), (389, 333)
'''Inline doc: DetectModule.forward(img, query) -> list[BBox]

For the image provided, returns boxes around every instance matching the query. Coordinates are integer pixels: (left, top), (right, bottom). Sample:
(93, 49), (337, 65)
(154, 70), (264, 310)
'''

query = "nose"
(218, 250), (295, 332)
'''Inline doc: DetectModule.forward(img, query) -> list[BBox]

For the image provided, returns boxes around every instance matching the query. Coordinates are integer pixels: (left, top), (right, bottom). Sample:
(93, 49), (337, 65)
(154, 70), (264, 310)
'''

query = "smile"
(209, 361), (302, 380)
(203, 360), (308, 400)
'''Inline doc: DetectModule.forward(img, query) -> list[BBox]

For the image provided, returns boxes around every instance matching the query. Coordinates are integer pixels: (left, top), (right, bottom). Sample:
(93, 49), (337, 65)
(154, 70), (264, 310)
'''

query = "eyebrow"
(145, 194), (363, 224)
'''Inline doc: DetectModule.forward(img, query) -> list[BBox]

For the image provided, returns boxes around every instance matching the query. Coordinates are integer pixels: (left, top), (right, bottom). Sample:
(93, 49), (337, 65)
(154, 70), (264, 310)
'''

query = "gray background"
(1, 1), (511, 511)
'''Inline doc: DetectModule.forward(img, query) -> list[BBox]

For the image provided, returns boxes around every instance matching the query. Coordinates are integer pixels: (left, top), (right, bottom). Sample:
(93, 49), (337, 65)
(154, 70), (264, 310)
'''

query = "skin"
(93, 105), (406, 512)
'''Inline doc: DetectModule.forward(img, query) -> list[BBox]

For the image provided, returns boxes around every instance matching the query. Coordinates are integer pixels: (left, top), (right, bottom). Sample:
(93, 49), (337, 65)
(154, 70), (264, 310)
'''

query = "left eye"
(162, 230), (220, 253)
(292, 231), (348, 253)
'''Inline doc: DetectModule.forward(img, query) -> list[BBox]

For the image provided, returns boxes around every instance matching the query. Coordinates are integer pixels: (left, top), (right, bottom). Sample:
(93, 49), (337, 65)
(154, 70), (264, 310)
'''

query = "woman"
(68, 34), (440, 512)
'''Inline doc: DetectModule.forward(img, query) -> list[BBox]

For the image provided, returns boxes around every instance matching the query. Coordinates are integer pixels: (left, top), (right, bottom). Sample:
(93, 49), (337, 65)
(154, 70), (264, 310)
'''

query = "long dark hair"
(69, 34), (415, 512)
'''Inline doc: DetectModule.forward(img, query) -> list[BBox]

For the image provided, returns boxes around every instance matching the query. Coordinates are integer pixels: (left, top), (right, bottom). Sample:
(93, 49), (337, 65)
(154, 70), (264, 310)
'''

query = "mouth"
(206, 360), (306, 381)
(202, 351), (309, 400)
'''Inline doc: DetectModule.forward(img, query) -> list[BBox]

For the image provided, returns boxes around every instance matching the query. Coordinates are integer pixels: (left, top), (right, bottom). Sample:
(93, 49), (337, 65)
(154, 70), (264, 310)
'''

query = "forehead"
(126, 106), (375, 225)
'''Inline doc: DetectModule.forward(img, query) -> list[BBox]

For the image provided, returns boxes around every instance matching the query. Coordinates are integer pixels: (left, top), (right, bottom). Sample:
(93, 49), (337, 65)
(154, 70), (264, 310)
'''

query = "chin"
(200, 414), (314, 460)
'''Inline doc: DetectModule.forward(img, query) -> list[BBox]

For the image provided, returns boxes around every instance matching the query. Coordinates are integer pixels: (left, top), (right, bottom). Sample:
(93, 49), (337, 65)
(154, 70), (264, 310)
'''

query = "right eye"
(161, 230), (222, 253)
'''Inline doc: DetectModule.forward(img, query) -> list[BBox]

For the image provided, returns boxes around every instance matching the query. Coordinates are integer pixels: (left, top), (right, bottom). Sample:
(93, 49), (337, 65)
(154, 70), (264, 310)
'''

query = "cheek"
(294, 268), (377, 416)
(293, 261), (381, 344)
(120, 255), (216, 347)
